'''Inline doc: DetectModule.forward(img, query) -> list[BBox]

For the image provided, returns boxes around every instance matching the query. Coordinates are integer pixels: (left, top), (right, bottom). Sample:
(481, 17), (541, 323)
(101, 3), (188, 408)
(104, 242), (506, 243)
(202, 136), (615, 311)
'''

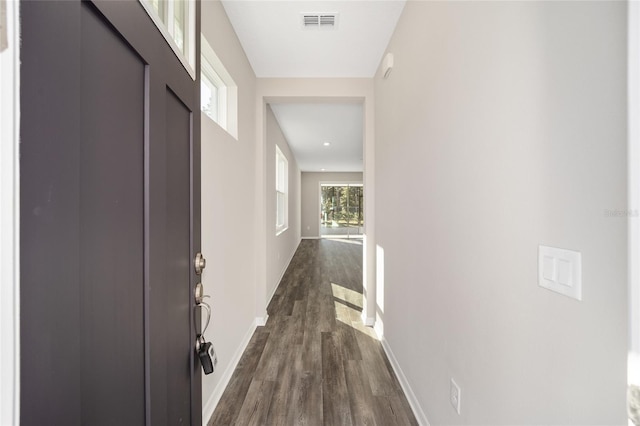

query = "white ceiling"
(221, 0), (406, 78)
(270, 103), (363, 172)
(221, 1), (401, 172)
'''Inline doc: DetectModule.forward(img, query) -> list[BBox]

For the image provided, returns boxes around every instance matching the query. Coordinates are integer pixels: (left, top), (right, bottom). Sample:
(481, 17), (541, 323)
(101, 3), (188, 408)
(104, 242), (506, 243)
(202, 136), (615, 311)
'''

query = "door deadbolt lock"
(194, 252), (206, 275)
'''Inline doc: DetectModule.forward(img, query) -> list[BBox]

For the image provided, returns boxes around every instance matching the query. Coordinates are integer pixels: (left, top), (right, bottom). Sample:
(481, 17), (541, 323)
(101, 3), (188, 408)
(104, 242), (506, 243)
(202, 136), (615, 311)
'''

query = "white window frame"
(139, 0), (196, 80)
(201, 50), (227, 129)
(200, 34), (238, 139)
(276, 145), (288, 235)
(0, 0), (20, 422)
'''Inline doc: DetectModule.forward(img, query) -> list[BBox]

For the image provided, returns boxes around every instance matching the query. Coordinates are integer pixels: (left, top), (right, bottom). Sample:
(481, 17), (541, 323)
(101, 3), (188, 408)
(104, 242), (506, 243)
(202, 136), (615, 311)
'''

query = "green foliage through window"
(320, 184), (363, 238)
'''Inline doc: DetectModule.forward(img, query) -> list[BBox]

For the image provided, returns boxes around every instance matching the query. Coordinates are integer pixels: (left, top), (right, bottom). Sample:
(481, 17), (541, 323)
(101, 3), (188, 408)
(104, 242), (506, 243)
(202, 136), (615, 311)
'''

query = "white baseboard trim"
(361, 312), (375, 327)
(301, 236), (319, 239)
(380, 337), (431, 426)
(202, 319), (258, 425)
(255, 314), (269, 327)
(373, 320), (384, 338)
(266, 238), (301, 308)
(265, 282), (279, 312)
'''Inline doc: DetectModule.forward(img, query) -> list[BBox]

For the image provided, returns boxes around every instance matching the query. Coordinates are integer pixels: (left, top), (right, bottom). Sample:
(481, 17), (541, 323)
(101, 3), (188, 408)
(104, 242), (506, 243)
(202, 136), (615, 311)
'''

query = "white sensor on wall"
(383, 53), (394, 79)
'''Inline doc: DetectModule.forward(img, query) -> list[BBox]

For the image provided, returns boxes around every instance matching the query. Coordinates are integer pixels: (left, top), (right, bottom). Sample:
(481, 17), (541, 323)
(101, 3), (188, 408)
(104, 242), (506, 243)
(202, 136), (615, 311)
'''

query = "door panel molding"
(79, 3), (146, 422)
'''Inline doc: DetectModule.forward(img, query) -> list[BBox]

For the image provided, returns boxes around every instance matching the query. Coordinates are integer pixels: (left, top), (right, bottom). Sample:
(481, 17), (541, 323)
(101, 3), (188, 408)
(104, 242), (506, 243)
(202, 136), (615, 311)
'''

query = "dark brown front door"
(20, 1), (201, 424)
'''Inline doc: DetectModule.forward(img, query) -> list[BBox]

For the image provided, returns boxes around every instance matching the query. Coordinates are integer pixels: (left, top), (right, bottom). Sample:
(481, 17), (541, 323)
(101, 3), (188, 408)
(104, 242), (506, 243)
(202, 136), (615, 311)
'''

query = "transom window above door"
(139, 0), (196, 79)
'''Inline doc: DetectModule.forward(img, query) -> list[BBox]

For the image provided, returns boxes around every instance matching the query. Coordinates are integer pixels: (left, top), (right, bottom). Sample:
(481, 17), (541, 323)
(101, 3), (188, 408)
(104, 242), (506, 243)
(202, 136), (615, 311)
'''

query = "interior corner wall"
(301, 172), (363, 238)
(200, 0), (258, 420)
(374, 1), (627, 424)
(266, 105), (301, 301)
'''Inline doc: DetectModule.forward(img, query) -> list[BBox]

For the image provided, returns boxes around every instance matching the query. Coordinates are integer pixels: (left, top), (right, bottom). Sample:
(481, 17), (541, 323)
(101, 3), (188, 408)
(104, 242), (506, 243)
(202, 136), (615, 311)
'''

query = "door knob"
(194, 252), (206, 275)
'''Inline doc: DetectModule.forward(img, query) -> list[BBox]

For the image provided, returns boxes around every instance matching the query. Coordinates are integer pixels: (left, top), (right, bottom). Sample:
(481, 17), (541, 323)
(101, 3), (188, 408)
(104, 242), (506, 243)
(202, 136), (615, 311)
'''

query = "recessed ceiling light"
(323, 142), (331, 147)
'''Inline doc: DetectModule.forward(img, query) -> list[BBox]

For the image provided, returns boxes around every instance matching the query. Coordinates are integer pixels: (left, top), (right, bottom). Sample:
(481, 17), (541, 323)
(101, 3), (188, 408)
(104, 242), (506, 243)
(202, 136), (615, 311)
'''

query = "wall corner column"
(362, 82), (376, 327)
(254, 83), (268, 323)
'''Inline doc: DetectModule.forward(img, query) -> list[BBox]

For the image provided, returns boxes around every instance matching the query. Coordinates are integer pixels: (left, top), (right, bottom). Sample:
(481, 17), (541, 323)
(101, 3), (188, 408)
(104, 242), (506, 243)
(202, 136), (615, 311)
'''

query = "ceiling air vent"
(303, 15), (320, 27)
(319, 15), (336, 27)
(302, 13), (338, 30)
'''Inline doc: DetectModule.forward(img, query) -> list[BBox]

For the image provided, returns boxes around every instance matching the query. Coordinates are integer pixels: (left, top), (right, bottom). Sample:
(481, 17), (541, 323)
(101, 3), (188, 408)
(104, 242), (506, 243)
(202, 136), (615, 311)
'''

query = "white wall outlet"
(450, 378), (461, 415)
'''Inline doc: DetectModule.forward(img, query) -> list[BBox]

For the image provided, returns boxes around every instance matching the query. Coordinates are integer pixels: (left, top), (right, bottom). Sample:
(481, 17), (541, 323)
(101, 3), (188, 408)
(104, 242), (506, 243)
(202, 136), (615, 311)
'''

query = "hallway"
(209, 239), (417, 425)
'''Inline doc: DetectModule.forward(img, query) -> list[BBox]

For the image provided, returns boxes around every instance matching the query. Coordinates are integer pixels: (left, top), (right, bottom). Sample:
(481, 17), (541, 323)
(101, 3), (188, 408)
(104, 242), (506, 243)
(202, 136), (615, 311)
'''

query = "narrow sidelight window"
(200, 34), (238, 139)
(276, 145), (288, 234)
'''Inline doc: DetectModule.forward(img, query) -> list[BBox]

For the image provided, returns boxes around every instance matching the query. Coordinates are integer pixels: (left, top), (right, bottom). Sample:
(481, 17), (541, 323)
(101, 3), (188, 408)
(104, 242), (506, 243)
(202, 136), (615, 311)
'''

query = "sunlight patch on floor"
(331, 282), (378, 340)
(323, 238), (363, 245)
(331, 282), (363, 309)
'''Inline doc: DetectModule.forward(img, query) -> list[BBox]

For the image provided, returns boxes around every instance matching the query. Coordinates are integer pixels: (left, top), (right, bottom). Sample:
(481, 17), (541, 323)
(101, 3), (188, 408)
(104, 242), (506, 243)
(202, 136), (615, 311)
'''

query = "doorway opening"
(320, 183), (364, 239)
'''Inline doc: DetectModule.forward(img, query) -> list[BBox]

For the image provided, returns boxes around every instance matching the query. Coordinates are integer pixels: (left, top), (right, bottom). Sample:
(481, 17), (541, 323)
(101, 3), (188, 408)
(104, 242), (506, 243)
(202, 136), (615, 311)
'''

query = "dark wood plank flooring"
(208, 239), (418, 426)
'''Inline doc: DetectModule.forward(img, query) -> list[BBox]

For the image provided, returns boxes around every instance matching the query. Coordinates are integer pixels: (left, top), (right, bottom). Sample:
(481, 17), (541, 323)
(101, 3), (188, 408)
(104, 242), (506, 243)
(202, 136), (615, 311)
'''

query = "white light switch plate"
(538, 245), (582, 301)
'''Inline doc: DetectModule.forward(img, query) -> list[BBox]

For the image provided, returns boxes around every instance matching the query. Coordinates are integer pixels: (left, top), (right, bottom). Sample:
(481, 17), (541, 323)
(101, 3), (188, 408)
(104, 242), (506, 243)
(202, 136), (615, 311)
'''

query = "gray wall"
(301, 172), (363, 238)
(374, 1), (627, 424)
(266, 105), (301, 300)
(200, 0), (258, 418)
